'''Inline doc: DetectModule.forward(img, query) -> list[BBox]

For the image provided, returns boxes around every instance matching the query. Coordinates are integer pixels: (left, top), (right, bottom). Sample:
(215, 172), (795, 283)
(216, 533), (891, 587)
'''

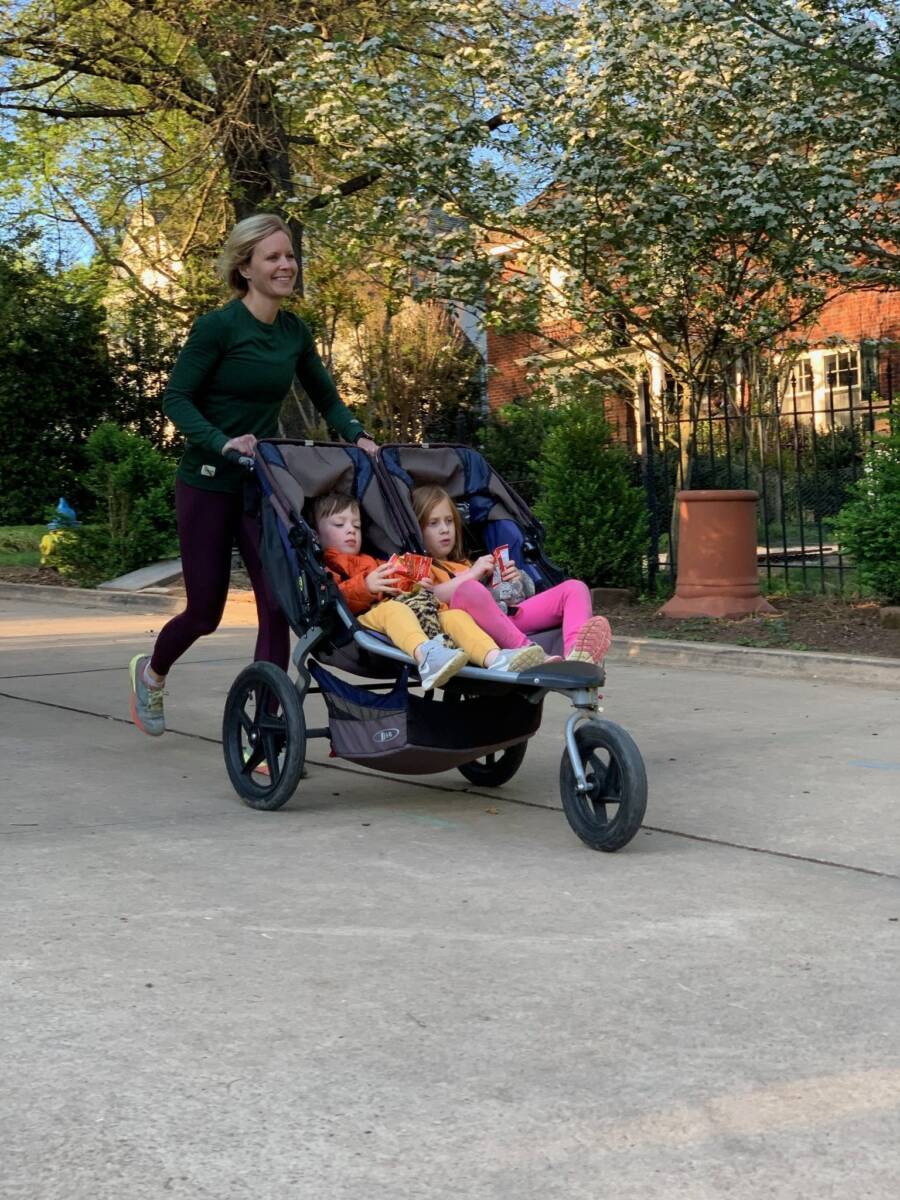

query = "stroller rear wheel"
(560, 719), (647, 851)
(222, 662), (305, 811)
(457, 741), (528, 787)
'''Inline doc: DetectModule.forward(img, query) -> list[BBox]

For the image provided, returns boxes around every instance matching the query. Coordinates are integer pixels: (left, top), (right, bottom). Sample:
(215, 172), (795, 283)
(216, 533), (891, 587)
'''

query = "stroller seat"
(256, 439), (584, 685)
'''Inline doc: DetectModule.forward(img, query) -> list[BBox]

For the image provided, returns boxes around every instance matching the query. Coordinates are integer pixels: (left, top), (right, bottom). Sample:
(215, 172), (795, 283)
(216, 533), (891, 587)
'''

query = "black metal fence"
(640, 362), (896, 595)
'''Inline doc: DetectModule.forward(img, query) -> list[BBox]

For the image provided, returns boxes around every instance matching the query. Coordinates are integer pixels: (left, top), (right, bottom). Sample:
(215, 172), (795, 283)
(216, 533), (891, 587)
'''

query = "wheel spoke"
(584, 752), (608, 799)
(603, 758), (623, 801)
(257, 712), (286, 737)
(260, 730), (282, 784)
(242, 743), (266, 775)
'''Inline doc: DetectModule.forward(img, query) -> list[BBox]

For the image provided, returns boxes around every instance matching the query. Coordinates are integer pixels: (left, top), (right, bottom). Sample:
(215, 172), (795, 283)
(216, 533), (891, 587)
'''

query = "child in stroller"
(220, 439), (647, 853)
(412, 485), (613, 666)
(312, 491), (547, 689)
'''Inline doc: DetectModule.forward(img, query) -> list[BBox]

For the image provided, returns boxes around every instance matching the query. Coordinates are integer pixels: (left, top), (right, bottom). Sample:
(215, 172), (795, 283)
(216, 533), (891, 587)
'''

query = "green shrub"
(0, 525), (44, 567)
(479, 397), (560, 504)
(534, 396), (648, 588)
(834, 412), (900, 603)
(52, 423), (178, 586)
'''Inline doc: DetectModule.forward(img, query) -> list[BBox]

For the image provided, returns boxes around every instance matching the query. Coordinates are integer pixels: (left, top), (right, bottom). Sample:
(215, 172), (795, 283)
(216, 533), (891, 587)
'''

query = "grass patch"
(0, 526), (45, 567)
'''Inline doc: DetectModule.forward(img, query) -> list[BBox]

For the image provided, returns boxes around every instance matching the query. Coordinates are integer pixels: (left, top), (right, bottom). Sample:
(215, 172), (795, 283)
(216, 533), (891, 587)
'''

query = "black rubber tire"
(457, 740), (528, 787)
(222, 662), (306, 811)
(559, 719), (647, 852)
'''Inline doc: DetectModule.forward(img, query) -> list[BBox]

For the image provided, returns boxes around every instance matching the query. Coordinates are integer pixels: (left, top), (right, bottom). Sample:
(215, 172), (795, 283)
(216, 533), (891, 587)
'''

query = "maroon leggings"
(151, 480), (290, 676)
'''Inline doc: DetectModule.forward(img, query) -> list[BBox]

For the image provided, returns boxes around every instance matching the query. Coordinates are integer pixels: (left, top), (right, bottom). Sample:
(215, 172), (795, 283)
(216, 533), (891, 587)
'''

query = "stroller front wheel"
(222, 662), (306, 811)
(560, 719), (647, 851)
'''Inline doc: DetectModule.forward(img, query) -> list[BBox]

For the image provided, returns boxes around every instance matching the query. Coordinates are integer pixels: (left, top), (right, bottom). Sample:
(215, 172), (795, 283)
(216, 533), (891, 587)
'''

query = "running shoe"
(128, 653), (165, 736)
(566, 616), (613, 665)
(487, 643), (547, 673)
(417, 639), (469, 691)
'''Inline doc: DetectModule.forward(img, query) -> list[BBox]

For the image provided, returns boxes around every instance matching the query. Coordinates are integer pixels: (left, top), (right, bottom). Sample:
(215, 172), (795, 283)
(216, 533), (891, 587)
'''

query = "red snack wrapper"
(388, 552), (433, 592)
(403, 553), (432, 581)
(491, 544), (510, 585)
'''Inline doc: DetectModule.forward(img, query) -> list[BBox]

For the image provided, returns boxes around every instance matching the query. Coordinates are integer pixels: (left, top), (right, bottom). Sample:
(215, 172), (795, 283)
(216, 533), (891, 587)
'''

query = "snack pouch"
(490, 543), (524, 609)
(388, 552), (433, 593)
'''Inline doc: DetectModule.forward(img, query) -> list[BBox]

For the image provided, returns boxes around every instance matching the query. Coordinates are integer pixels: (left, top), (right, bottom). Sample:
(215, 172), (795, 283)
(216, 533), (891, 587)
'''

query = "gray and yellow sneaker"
(487, 643), (547, 674)
(129, 653), (165, 736)
(417, 638), (468, 691)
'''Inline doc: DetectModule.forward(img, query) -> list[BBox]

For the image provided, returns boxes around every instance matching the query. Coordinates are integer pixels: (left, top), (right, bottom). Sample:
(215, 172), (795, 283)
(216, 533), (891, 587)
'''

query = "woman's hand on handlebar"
(222, 434), (257, 457)
(356, 436), (378, 456)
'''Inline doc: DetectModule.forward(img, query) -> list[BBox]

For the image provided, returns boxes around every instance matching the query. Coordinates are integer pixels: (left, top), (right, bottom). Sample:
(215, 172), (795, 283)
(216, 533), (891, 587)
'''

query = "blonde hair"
(411, 485), (466, 562)
(216, 213), (293, 294)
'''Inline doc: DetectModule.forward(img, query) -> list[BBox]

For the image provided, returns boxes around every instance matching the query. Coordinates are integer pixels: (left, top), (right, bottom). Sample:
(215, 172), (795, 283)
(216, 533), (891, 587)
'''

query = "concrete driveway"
(2, 594), (899, 1199)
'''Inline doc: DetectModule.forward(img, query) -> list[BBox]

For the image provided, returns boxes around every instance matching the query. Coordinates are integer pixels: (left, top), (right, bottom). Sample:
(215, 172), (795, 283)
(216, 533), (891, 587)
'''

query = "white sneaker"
(487, 644), (547, 674)
(417, 639), (468, 691)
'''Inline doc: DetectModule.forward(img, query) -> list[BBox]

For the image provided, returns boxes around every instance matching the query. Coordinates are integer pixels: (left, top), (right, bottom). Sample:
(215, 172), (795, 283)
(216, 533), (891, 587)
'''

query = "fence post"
(640, 377), (659, 593)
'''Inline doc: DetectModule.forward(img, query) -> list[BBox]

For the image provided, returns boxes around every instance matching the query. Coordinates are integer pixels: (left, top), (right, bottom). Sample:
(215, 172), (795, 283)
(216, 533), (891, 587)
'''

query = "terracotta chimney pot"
(660, 490), (776, 619)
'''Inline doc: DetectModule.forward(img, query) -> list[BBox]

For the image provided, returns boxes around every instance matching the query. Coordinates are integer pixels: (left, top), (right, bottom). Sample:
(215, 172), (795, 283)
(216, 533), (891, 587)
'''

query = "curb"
(0, 582), (182, 614)
(2, 582), (898, 689)
(609, 636), (900, 689)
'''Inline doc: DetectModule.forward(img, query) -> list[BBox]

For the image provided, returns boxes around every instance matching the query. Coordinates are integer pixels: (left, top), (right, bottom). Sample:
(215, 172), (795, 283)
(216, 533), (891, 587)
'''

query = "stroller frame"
(221, 440), (648, 852)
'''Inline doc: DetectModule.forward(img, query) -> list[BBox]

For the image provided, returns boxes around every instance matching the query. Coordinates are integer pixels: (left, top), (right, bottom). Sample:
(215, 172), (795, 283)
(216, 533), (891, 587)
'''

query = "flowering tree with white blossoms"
(3, 1), (898, 467)
(275, 1), (899, 486)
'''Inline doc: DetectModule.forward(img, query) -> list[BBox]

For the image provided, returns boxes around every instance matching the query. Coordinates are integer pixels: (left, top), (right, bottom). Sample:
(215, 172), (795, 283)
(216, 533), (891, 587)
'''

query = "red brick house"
(486, 285), (900, 439)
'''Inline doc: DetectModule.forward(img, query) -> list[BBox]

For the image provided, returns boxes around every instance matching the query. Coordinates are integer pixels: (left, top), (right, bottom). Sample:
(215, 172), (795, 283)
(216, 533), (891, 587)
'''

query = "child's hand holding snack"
(491, 545), (525, 607)
(468, 554), (495, 581)
(365, 561), (404, 596)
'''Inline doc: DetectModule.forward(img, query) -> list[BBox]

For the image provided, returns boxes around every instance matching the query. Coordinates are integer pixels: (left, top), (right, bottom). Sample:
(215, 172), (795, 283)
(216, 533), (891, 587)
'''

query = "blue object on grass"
(48, 497), (79, 529)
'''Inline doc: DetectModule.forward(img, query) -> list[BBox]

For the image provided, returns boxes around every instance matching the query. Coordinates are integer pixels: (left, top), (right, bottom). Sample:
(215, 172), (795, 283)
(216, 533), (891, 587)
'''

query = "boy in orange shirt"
(313, 493), (545, 690)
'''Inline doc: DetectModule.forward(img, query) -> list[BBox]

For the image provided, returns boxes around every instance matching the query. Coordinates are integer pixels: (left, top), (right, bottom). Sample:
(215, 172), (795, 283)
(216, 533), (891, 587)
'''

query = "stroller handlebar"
(222, 448), (256, 471)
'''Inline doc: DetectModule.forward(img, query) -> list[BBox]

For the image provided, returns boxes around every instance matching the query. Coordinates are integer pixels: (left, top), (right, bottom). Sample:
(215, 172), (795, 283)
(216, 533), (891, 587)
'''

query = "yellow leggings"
(358, 599), (497, 666)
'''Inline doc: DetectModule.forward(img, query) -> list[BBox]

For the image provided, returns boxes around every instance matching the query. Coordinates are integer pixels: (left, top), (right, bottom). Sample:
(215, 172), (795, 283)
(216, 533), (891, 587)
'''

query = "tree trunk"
(213, 68), (305, 293)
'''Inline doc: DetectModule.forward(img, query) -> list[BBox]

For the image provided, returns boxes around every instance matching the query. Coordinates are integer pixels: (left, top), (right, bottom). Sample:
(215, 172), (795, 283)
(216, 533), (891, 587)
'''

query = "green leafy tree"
(0, 0), (523, 301)
(3, 1), (898, 511)
(835, 413), (900, 603)
(534, 397), (648, 589)
(0, 242), (118, 523)
(104, 294), (184, 451)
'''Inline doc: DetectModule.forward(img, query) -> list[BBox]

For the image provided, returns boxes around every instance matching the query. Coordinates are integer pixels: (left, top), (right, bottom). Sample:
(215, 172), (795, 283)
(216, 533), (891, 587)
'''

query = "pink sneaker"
(566, 617), (612, 665)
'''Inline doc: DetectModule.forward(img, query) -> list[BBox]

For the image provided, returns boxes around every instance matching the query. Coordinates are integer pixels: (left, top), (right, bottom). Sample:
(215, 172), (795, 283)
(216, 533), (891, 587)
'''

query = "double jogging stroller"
(221, 440), (647, 852)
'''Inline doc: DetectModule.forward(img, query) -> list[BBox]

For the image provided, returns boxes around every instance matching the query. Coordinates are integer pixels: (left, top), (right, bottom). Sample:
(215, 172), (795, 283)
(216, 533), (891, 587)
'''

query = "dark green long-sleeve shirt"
(162, 298), (365, 493)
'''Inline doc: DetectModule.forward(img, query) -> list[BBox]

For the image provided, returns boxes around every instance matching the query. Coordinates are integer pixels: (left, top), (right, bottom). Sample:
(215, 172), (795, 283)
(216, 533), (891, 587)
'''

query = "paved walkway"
(2, 595), (900, 1199)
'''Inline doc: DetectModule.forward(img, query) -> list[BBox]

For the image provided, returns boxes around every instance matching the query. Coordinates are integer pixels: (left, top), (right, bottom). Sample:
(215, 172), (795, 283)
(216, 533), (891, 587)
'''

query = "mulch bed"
(3, 565), (897, 660)
(605, 594), (900, 659)
(0, 565), (78, 587)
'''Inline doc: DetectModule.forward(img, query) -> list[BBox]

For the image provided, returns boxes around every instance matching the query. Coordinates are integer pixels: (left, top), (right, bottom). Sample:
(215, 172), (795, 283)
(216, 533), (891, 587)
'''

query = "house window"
(824, 350), (860, 392)
(790, 357), (813, 395)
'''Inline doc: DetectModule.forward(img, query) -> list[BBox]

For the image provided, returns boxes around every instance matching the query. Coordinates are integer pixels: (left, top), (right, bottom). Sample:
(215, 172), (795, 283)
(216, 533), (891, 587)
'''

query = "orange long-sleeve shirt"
(322, 548), (381, 615)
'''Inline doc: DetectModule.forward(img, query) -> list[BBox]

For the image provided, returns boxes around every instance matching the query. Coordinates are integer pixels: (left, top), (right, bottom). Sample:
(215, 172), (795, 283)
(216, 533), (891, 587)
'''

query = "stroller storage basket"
(309, 661), (542, 775)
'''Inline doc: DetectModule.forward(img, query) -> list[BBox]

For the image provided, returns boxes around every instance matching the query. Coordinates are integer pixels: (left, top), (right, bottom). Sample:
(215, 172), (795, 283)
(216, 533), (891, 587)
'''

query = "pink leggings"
(449, 578), (593, 655)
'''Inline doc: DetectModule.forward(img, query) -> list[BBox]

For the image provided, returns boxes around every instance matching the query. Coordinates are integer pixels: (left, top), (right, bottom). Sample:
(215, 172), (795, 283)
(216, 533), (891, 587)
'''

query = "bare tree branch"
(0, 100), (155, 118)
